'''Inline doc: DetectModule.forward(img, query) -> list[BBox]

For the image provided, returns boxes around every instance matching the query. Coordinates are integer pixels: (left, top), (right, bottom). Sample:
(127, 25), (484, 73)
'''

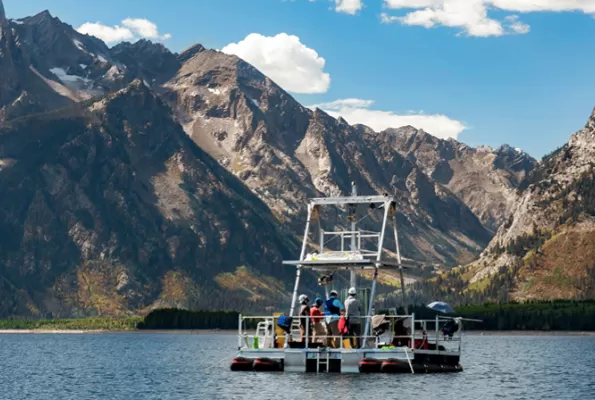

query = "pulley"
(317, 273), (333, 286)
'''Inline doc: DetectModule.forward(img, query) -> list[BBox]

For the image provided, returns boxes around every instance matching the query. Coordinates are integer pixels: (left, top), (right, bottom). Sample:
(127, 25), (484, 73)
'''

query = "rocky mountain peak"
(26, 10), (57, 26)
(312, 107), (333, 120)
(178, 43), (206, 64)
(571, 106), (595, 145)
(0, 3), (562, 316)
(0, 0), (6, 26)
(463, 108), (595, 302)
(110, 39), (180, 84)
(385, 125), (536, 231)
(112, 39), (169, 55)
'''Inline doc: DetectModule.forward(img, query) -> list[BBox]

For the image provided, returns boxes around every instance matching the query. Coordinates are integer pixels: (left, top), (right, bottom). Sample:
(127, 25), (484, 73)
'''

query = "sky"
(5, 0), (595, 158)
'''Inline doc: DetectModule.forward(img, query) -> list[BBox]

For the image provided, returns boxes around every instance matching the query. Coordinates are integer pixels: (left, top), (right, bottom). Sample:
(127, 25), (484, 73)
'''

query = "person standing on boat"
(324, 290), (344, 348)
(310, 298), (326, 343)
(298, 294), (311, 343)
(344, 287), (362, 348)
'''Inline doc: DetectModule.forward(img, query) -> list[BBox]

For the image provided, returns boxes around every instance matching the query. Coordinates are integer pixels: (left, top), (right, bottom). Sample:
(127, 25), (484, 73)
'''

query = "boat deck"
(232, 314), (463, 374)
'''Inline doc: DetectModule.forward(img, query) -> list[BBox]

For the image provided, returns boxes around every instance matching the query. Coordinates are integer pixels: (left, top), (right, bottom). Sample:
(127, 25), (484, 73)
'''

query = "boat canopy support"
(286, 187), (412, 319)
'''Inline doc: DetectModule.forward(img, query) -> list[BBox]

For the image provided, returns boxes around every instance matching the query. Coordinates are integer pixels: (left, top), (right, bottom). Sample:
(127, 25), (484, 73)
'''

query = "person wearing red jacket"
(309, 298), (326, 344)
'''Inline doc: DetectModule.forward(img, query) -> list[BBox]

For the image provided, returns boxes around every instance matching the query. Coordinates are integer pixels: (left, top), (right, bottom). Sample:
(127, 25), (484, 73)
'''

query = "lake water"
(1, 333), (594, 399)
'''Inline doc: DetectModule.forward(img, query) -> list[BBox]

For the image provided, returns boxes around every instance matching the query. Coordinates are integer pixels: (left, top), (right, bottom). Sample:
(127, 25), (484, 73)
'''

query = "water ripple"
(0, 333), (593, 400)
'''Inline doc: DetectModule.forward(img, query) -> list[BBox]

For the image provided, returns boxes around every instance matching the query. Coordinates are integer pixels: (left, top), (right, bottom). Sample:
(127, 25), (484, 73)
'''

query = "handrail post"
(411, 313), (415, 350)
(238, 313), (242, 350)
(435, 314), (439, 352)
(362, 269), (378, 348)
(458, 319), (462, 353)
(305, 315), (309, 348)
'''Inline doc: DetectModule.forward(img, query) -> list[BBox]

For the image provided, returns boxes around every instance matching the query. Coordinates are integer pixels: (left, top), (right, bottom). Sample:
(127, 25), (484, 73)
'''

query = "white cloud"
(381, 0), (595, 37)
(77, 18), (171, 44)
(504, 15), (530, 34)
(77, 22), (134, 43)
(310, 98), (466, 139)
(334, 0), (364, 15)
(221, 33), (331, 94)
(315, 98), (375, 108)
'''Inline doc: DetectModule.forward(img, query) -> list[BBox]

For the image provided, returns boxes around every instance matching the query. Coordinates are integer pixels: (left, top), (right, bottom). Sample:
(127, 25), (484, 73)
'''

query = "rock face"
(0, 80), (297, 317)
(463, 109), (595, 301)
(0, 9), (73, 121)
(110, 39), (181, 85)
(0, 0), (5, 26)
(385, 127), (536, 232)
(162, 48), (493, 265)
(0, 2), (537, 317)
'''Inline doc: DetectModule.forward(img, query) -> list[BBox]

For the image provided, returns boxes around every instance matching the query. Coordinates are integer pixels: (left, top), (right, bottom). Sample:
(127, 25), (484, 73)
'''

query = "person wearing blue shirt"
(324, 290), (344, 348)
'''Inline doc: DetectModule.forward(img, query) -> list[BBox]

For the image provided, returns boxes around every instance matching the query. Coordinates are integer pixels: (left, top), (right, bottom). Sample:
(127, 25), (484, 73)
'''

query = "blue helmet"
(314, 297), (323, 306)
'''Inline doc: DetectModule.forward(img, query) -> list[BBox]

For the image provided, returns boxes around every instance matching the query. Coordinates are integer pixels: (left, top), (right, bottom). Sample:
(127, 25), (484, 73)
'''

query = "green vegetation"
(382, 300), (595, 331)
(556, 169), (595, 223)
(491, 229), (552, 257)
(0, 317), (142, 330)
(0, 309), (255, 331)
(454, 300), (595, 331)
(138, 308), (254, 330)
(3, 302), (595, 332)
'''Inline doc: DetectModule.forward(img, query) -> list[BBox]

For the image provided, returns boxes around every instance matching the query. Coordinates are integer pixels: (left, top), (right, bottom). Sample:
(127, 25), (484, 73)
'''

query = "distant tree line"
(2, 301), (595, 331)
(454, 300), (595, 331)
(136, 308), (257, 330)
(0, 317), (141, 330)
(379, 300), (595, 331)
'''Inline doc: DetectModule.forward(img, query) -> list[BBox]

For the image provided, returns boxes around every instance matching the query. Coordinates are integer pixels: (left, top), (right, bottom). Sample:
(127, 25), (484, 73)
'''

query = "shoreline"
(465, 330), (595, 336)
(0, 329), (238, 335)
(1, 329), (594, 336)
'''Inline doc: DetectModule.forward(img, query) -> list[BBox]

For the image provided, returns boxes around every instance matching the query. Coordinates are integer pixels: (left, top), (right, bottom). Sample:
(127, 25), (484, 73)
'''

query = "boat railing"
(238, 314), (462, 353)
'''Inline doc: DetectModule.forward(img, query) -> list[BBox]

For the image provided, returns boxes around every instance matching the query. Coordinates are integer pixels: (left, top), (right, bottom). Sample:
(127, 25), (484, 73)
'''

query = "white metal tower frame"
(284, 185), (409, 346)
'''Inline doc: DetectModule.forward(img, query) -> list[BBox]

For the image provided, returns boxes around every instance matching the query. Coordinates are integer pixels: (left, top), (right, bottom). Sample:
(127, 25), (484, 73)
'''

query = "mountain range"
(0, 1), (591, 317)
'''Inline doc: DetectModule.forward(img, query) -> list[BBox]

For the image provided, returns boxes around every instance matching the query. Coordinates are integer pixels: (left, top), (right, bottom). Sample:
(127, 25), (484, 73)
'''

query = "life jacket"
(299, 304), (310, 327)
(325, 297), (340, 316)
(338, 316), (349, 335)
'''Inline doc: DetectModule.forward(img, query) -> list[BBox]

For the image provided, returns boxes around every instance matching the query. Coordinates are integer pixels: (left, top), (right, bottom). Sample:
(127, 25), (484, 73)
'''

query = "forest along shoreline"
(1, 301), (595, 333)
(0, 329), (238, 334)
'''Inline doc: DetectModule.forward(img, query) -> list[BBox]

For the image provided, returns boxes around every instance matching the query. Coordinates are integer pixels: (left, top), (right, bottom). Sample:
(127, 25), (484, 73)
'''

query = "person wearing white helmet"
(298, 294), (311, 342)
(345, 287), (363, 348)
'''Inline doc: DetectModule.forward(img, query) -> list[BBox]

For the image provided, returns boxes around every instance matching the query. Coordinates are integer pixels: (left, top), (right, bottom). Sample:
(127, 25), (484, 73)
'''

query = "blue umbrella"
(426, 301), (456, 314)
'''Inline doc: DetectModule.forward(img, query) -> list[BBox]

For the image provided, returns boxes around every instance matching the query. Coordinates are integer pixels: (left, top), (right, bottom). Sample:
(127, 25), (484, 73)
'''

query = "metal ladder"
(316, 351), (330, 373)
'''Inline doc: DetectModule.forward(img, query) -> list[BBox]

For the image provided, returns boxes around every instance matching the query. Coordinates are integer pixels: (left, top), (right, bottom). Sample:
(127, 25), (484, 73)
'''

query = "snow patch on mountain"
(73, 39), (85, 52)
(50, 67), (93, 87)
(95, 54), (108, 63)
(103, 65), (124, 80)
(30, 66), (80, 101)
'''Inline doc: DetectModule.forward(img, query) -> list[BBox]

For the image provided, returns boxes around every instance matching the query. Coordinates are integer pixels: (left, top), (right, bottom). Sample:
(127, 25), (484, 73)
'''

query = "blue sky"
(5, 0), (595, 158)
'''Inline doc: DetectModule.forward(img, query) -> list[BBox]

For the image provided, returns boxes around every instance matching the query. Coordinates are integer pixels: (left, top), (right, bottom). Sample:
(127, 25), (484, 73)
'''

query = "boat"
(230, 184), (466, 373)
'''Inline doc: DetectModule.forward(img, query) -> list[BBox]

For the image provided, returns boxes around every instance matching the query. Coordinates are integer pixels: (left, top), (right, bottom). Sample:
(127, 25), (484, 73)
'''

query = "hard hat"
(299, 294), (309, 303)
(330, 290), (338, 296)
(348, 287), (357, 295)
(314, 297), (323, 306)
